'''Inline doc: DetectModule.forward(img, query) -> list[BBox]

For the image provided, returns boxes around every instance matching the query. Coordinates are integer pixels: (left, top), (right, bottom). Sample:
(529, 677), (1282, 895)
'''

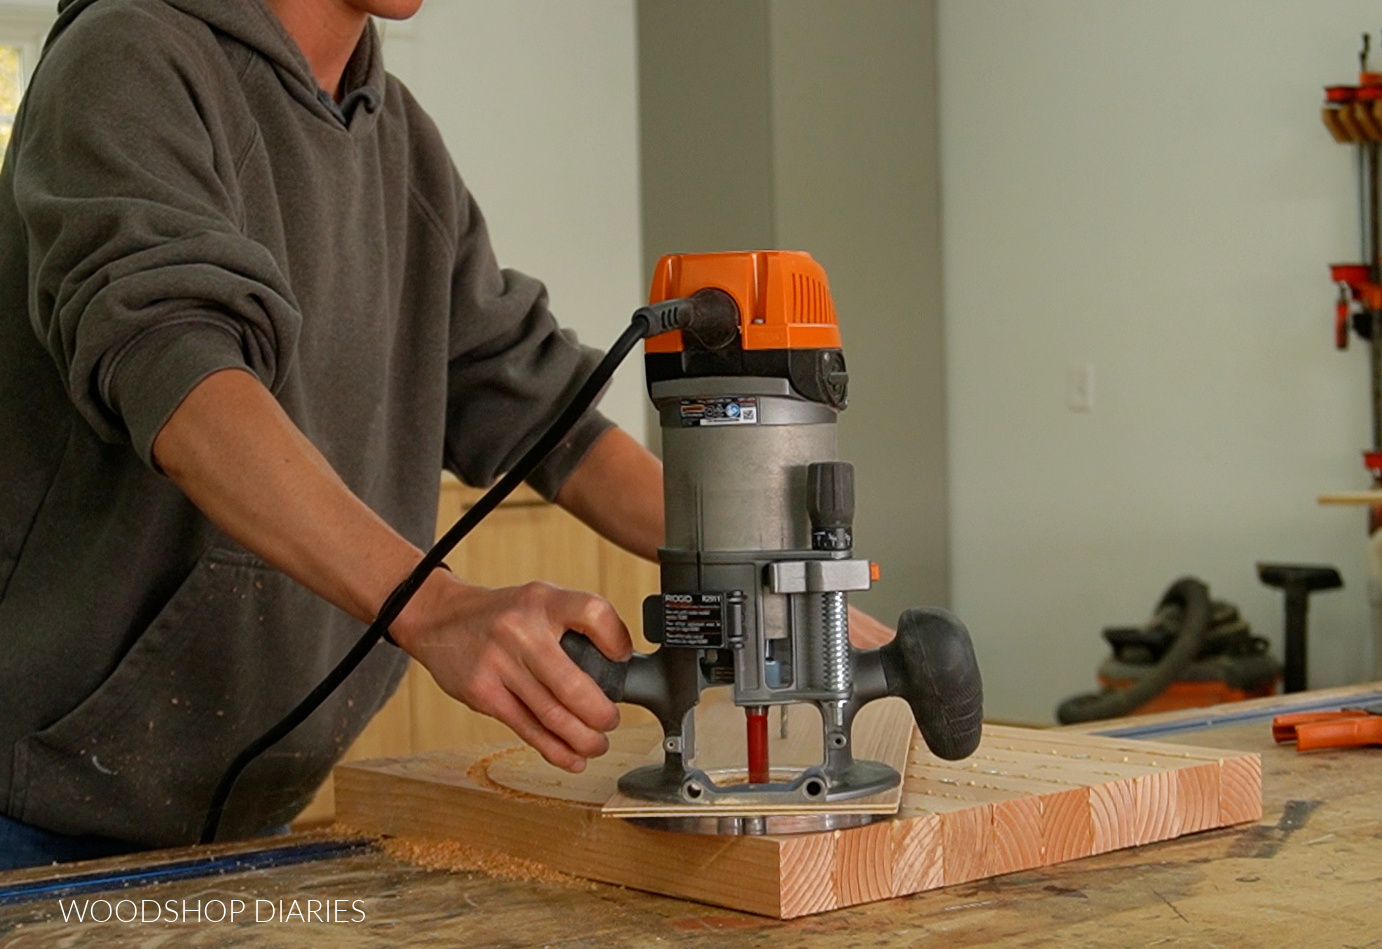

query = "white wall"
(381, 2), (646, 441)
(637, 0), (949, 620)
(941, 1), (1378, 723)
(766, 0), (950, 619)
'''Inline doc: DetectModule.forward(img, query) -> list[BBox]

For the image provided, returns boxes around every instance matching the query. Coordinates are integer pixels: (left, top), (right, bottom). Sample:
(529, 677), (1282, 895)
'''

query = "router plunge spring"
(821, 591), (850, 694)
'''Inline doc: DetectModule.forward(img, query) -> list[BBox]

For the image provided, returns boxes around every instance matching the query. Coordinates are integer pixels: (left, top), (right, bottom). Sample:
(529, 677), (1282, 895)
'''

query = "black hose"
(199, 315), (662, 844)
(1054, 577), (1211, 725)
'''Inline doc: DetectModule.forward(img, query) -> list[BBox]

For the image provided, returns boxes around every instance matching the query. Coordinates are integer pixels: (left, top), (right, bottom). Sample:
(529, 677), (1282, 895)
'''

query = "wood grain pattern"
(889, 810), (942, 895)
(834, 820), (892, 906)
(940, 804), (993, 886)
(334, 723), (1261, 918)
(1174, 760), (1221, 834)
(991, 794), (1043, 875)
(1040, 786), (1093, 864)
(1219, 751), (1264, 825)
(779, 832), (836, 918)
(1132, 768), (1179, 844)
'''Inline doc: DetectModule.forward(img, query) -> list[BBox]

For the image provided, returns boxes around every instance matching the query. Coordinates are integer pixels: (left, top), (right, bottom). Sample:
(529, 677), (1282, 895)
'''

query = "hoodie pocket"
(9, 546), (405, 846)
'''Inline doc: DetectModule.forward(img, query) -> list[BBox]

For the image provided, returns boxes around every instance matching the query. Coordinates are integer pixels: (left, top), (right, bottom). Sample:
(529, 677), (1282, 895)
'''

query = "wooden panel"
(334, 723), (1262, 919)
(334, 749), (791, 919)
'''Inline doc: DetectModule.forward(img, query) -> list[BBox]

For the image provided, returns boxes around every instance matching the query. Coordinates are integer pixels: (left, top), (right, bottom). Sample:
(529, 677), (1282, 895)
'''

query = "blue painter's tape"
(0, 839), (372, 907)
(1094, 691), (1382, 740)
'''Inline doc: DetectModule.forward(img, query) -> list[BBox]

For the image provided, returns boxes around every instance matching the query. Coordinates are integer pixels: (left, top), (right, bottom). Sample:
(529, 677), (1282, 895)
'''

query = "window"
(0, 6), (56, 164)
(0, 43), (22, 157)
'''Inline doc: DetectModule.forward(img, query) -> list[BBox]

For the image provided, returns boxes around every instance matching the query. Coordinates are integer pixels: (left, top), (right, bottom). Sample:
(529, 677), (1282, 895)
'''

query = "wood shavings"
(379, 835), (590, 887)
(463, 747), (566, 807)
(334, 823), (588, 888)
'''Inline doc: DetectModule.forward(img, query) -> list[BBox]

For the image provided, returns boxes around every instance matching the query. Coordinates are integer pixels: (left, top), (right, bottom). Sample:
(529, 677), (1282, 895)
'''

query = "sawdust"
(462, 746), (567, 808)
(333, 823), (586, 887)
(364, 829), (590, 888)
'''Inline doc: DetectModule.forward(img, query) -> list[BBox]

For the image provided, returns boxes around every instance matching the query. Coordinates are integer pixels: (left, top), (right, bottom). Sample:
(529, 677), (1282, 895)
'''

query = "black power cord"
(199, 291), (733, 844)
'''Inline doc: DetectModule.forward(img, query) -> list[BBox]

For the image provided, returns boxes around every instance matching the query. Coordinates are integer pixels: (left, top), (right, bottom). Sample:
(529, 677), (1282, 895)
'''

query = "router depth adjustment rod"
(560, 250), (983, 813)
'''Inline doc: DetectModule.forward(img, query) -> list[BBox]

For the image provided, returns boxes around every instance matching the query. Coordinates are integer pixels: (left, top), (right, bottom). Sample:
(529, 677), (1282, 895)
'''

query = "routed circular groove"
(1055, 577), (1212, 725)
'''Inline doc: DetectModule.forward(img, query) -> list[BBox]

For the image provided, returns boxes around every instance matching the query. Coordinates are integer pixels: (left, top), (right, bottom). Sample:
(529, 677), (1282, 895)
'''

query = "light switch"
(1067, 364), (1094, 412)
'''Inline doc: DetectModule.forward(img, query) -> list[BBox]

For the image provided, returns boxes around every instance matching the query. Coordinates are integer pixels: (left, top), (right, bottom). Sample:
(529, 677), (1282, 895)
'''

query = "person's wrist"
(385, 562), (457, 653)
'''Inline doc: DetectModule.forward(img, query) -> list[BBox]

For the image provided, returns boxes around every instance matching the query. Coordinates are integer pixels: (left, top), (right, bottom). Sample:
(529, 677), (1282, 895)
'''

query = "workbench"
(2, 684), (1378, 948)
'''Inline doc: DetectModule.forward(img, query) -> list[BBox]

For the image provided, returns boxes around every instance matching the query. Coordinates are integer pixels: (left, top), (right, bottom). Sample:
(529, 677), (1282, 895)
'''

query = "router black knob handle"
(808, 461), (855, 551)
(879, 607), (984, 760)
(560, 631), (630, 703)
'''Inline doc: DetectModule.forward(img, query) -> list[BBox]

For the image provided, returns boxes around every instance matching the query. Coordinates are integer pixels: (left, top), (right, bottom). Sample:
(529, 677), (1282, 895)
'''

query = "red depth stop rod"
(746, 706), (770, 784)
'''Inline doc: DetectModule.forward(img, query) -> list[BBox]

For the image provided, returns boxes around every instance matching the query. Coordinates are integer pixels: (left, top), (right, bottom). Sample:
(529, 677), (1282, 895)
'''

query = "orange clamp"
(1273, 707), (1382, 750)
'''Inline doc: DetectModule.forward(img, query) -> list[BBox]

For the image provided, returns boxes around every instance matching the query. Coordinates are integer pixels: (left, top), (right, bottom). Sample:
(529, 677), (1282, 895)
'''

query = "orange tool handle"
(1271, 709), (1369, 742)
(1293, 716), (1382, 751)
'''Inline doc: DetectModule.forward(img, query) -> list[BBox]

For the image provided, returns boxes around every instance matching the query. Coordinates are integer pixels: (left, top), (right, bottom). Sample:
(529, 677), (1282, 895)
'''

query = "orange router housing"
(646, 250), (843, 353)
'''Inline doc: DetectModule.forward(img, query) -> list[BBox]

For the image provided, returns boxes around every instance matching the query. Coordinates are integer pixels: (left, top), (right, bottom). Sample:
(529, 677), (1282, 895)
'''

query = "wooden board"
(333, 723), (1261, 919)
(1318, 489), (1382, 505)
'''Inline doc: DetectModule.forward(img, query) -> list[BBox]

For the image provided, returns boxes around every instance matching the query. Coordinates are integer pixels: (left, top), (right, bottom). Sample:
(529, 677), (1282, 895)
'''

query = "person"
(0, 0), (893, 871)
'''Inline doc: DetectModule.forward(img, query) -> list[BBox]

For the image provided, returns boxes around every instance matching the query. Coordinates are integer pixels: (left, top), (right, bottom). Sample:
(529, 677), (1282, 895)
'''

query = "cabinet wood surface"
(297, 474), (660, 824)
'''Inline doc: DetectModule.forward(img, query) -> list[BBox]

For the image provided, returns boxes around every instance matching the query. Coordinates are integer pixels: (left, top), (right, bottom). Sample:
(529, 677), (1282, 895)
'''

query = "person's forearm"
(152, 368), (422, 623)
(554, 426), (664, 562)
(153, 368), (630, 772)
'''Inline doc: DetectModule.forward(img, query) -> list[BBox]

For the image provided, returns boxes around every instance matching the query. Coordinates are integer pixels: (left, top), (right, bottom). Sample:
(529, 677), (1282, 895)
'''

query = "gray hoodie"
(0, 0), (613, 845)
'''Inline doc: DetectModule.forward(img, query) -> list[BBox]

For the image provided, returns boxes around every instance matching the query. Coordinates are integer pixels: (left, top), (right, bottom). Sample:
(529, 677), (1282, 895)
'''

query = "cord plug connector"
(634, 288), (740, 349)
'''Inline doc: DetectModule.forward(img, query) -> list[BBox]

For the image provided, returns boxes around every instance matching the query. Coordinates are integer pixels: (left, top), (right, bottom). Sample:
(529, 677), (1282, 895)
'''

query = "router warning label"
(662, 593), (726, 647)
(678, 397), (758, 427)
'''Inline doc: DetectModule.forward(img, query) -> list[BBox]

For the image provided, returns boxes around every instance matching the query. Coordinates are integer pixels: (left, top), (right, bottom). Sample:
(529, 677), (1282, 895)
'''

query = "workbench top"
(3, 685), (1379, 948)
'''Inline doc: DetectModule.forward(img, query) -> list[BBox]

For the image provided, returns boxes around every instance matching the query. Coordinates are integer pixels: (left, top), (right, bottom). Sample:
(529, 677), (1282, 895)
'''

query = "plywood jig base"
(334, 723), (1262, 919)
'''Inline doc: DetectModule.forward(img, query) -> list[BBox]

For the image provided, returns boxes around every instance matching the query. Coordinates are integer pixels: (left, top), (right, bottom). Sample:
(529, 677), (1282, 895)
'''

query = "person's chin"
(349, 0), (425, 22)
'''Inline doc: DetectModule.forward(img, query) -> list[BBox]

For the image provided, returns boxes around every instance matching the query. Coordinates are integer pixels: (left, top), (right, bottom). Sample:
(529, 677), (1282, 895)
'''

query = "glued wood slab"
(334, 723), (1261, 919)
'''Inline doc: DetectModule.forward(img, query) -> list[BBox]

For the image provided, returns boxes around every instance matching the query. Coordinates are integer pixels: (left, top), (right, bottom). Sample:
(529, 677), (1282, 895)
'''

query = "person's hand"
(391, 571), (633, 772)
(848, 605), (895, 648)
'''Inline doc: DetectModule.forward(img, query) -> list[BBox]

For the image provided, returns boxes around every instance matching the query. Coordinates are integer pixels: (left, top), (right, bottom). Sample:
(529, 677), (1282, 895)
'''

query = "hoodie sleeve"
(12, 5), (300, 467)
(440, 168), (615, 501)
